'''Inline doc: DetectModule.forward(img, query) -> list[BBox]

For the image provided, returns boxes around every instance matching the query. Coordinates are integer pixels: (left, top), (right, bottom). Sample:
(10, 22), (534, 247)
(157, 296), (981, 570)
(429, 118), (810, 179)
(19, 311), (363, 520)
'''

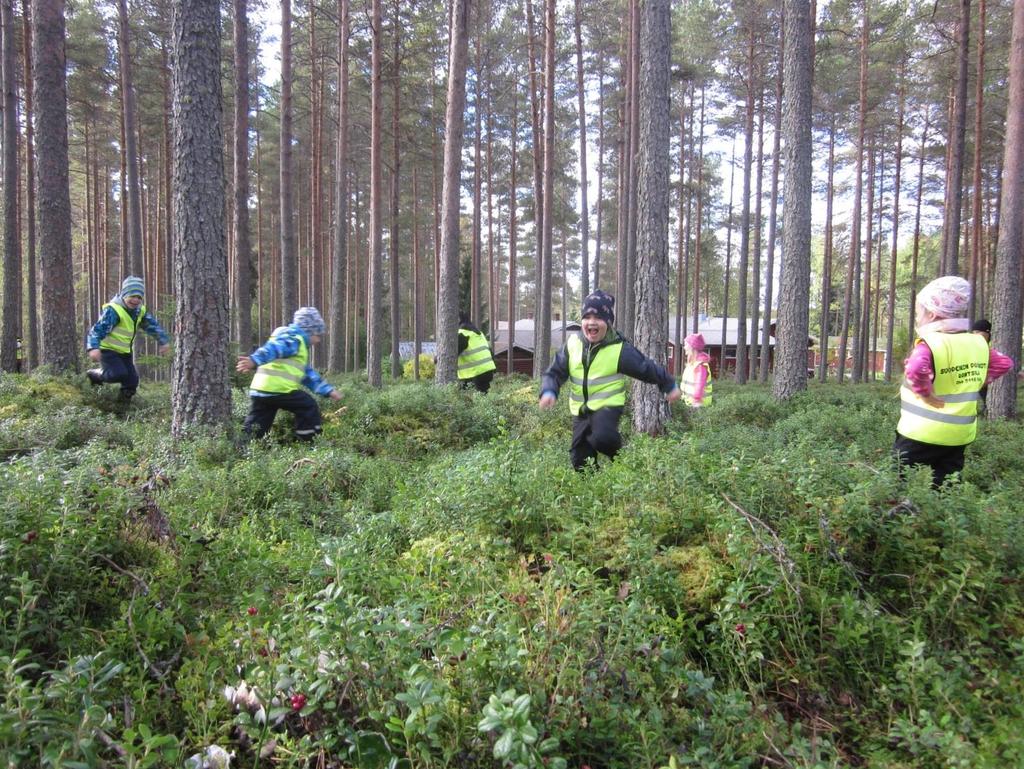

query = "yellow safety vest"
(897, 331), (989, 446)
(682, 360), (713, 406)
(251, 334), (308, 394)
(457, 329), (497, 379)
(99, 302), (144, 354)
(567, 333), (626, 416)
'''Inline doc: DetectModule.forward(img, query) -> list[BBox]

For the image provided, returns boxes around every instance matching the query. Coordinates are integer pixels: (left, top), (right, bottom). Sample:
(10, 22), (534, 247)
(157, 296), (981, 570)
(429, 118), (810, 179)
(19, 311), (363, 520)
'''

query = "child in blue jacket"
(86, 276), (170, 401)
(236, 307), (341, 441)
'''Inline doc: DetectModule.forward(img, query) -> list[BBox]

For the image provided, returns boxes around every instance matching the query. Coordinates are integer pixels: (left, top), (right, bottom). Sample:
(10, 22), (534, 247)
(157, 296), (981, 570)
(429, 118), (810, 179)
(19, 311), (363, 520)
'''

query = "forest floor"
(1, 371), (1023, 768)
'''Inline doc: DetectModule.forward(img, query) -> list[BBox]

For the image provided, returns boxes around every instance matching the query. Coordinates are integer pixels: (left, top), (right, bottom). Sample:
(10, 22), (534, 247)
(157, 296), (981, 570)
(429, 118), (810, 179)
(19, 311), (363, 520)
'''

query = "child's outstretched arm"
(538, 344), (570, 409)
(618, 343), (681, 401)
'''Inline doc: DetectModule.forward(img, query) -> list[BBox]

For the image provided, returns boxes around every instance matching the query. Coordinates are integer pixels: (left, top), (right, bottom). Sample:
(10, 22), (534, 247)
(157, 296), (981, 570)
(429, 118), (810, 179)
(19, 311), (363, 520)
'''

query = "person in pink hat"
(680, 333), (712, 408)
(895, 276), (1013, 488)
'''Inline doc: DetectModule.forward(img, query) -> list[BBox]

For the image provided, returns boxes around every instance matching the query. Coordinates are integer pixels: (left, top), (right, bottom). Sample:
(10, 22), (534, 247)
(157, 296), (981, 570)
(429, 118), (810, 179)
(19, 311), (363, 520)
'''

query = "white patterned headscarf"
(916, 276), (971, 319)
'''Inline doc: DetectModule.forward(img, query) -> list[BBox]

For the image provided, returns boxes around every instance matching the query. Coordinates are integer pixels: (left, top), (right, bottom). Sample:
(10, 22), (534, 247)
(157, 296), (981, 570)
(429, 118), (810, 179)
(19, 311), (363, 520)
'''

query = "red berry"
(735, 623), (746, 636)
(290, 693), (307, 711)
(23, 530), (37, 543)
(247, 606), (258, 616)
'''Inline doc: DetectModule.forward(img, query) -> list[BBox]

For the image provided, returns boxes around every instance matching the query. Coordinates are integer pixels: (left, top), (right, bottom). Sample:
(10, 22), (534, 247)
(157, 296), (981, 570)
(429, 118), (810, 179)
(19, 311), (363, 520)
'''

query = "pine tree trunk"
(232, 0), (253, 351)
(116, 0), (143, 279)
(969, 0), (986, 319)
(279, 0), (297, 317)
(692, 84), (705, 336)
(21, 0), (36, 369)
(507, 83), (518, 374)
(329, 0), (349, 372)
(750, 90), (765, 377)
(721, 141), (736, 376)
(988, 0), (1024, 418)
(838, 3), (868, 383)
(941, 0), (971, 276)
(773, 0), (813, 401)
(32, 0), (76, 372)
(622, 0), (641, 338)
(170, 0), (231, 437)
(434, 0), (471, 384)
(859, 140), (875, 382)
(632, 0), (671, 434)
(525, 0), (544, 363)
(594, 54), (604, 289)
(817, 120), (835, 382)
(884, 75), (905, 382)
(534, 0), (555, 376)
(574, 0), (589, 297)
(366, 0), (383, 387)
(909, 109), (929, 346)
(735, 25), (755, 384)
(760, 14), (783, 383)
(389, 1), (402, 379)
(0, 0), (21, 372)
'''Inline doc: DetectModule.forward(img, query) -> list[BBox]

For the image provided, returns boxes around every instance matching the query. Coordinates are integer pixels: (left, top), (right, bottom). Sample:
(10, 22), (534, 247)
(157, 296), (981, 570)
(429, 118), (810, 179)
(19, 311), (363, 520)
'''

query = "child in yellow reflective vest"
(681, 333), (713, 408)
(236, 307), (341, 442)
(894, 277), (1012, 487)
(86, 276), (170, 401)
(539, 290), (681, 470)
(457, 312), (497, 393)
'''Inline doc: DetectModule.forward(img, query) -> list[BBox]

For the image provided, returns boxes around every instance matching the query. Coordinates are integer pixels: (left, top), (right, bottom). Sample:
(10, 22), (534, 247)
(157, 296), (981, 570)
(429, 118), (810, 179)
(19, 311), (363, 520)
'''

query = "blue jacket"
(87, 297), (170, 351)
(248, 324), (335, 398)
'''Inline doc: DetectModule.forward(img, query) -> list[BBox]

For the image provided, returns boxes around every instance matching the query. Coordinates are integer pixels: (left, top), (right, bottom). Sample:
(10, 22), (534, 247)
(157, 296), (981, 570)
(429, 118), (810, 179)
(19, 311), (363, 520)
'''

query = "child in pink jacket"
(681, 334), (713, 408)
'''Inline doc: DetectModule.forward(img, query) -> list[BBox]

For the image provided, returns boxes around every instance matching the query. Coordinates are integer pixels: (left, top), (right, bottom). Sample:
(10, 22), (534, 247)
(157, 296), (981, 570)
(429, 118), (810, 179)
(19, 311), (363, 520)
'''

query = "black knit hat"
(581, 290), (615, 324)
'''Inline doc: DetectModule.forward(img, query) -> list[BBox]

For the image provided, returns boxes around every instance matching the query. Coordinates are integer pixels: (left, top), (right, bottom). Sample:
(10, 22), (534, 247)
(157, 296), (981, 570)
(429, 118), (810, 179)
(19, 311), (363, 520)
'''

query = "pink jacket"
(683, 352), (711, 405)
(903, 334), (1013, 397)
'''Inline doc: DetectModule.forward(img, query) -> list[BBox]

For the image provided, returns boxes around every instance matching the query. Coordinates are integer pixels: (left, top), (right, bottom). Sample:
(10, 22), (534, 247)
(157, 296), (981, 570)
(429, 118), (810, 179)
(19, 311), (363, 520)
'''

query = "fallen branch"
(722, 493), (802, 604)
(96, 554), (150, 596)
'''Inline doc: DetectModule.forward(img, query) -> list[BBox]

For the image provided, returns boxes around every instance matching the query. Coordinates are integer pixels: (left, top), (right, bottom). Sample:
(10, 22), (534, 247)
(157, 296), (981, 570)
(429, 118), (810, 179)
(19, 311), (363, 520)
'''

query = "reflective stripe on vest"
(251, 335), (308, 394)
(897, 331), (989, 446)
(457, 329), (497, 379)
(99, 302), (143, 353)
(681, 360), (713, 406)
(567, 333), (625, 416)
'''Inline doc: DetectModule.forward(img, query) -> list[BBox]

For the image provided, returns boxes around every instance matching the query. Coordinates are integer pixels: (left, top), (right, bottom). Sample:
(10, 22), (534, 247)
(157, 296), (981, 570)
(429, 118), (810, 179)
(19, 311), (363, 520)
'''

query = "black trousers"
(99, 349), (140, 397)
(459, 370), (494, 394)
(244, 390), (323, 441)
(893, 432), (967, 489)
(570, 406), (624, 470)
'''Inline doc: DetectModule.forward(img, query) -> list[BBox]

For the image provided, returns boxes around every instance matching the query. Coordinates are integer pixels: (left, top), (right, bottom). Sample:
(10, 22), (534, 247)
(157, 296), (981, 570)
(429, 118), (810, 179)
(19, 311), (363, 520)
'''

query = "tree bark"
(21, 0), (36, 369)
(817, 119), (835, 382)
(366, 0), (383, 387)
(773, 0), (813, 400)
(32, 0), (76, 372)
(0, 0), (21, 372)
(969, 0), (986, 319)
(941, 0), (971, 276)
(760, 10), (783, 383)
(574, 0), (589, 297)
(279, 0), (297, 317)
(632, 0), (671, 434)
(735, 23), (755, 384)
(534, 0), (555, 376)
(884, 74), (905, 382)
(117, 0), (144, 279)
(170, 0), (231, 437)
(389, 0), (402, 379)
(434, 0), (471, 384)
(507, 81), (518, 374)
(988, 0), (1024, 418)
(232, 0), (253, 351)
(329, 0), (349, 372)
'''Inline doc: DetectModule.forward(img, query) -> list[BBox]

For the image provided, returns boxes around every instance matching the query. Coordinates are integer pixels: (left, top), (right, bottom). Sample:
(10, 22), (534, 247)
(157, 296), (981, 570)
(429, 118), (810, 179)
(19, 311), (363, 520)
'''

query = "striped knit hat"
(120, 275), (145, 299)
(293, 307), (326, 336)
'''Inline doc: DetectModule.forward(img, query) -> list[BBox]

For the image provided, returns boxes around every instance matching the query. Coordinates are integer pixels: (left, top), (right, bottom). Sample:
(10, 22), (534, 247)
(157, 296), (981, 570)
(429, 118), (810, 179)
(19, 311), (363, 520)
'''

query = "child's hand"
(329, 390), (342, 401)
(538, 393), (556, 410)
(88, 349), (101, 363)
(666, 387), (682, 404)
(236, 356), (255, 373)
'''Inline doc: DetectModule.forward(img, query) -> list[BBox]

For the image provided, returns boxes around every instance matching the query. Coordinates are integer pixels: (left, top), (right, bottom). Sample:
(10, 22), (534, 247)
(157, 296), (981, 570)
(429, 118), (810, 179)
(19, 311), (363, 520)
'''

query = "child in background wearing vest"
(86, 276), (170, 402)
(681, 333), (712, 408)
(457, 312), (497, 393)
(894, 277), (1012, 488)
(539, 290), (681, 470)
(236, 307), (341, 442)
